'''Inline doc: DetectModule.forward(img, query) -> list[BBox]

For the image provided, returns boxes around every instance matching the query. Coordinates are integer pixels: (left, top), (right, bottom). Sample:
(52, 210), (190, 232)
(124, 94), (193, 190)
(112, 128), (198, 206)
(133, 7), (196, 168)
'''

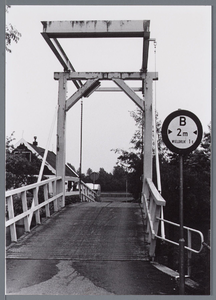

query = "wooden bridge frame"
(41, 20), (164, 257)
(41, 20), (155, 199)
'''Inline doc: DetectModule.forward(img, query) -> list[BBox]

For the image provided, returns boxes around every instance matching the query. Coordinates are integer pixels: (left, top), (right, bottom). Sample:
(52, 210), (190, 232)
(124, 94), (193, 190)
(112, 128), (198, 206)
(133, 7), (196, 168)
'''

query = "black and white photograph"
(5, 5), (211, 296)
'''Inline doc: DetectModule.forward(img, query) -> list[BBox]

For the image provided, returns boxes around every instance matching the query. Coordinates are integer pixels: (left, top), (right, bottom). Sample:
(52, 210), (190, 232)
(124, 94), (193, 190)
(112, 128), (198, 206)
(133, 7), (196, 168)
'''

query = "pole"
(79, 100), (83, 201)
(179, 154), (185, 294)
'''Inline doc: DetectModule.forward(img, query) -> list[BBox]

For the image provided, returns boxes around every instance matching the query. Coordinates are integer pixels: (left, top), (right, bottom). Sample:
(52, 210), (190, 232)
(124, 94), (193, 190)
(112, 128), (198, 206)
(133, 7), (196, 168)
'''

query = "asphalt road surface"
(6, 197), (177, 295)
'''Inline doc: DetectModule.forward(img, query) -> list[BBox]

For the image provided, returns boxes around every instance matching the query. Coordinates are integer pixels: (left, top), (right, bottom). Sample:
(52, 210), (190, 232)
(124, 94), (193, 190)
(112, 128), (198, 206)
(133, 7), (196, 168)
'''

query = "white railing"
(155, 218), (204, 277)
(80, 181), (97, 202)
(143, 177), (204, 276)
(6, 176), (63, 243)
(142, 178), (166, 257)
(6, 177), (97, 243)
(65, 177), (97, 202)
(155, 218), (204, 254)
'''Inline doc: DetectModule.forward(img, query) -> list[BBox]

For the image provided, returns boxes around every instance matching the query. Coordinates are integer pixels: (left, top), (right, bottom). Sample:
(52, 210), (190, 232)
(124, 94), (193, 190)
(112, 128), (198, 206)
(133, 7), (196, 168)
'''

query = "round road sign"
(161, 110), (203, 155)
(90, 172), (99, 182)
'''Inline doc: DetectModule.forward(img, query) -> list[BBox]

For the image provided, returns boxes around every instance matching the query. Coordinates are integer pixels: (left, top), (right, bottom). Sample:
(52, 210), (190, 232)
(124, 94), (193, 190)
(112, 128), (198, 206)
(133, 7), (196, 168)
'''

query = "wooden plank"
(21, 191), (30, 232)
(44, 184), (50, 218)
(146, 178), (166, 206)
(52, 38), (82, 87)
(7, 195), (17, 242)
(66, 78), (100, 111)
(142, 37), (150, 73)
(33, 188), (41, 224)
(41, 33), (69, 70)
(55, 71), (146, 81)
(56, 73), (67, 207)
(42, 20), (150, 38)
(96, 87), (142, 92)
(5, 176), (62, 197)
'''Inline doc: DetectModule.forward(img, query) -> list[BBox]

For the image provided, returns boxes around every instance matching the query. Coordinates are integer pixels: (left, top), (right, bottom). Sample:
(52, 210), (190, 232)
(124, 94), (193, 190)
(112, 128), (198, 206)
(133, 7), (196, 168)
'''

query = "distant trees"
(80, 166), (127, 193)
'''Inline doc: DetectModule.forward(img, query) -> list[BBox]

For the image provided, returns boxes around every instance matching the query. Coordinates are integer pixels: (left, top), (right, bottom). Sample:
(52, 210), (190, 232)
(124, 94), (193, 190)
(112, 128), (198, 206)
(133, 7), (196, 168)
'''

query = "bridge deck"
(6, 198), (177, 295)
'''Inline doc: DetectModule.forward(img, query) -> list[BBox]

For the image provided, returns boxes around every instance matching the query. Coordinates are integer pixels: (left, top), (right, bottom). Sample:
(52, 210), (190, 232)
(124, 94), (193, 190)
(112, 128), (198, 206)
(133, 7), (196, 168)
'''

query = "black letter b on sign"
(180, 117), (186, 126)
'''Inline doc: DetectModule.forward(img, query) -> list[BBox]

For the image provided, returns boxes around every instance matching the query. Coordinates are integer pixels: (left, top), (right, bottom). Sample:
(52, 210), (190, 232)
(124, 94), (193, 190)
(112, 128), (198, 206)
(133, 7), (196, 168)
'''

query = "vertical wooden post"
(44, 184), (50, 217)
(33, 188), (41, 225)
(7, 195), (17, 242)
(142, 73), (154, 199)
(56, 72), (68, 208)
(149, 205), (161, 258)
(53, 179), (58, 212)
(21, 191), (30, 232)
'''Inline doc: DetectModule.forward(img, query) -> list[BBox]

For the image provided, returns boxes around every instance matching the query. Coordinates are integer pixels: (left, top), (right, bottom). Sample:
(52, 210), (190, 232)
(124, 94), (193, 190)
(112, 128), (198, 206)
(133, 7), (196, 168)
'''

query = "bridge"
(6, 20), (205, 295)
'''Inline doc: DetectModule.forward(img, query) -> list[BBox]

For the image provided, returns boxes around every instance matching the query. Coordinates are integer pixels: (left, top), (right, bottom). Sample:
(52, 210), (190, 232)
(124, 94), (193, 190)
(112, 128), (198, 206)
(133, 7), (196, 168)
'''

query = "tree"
(112, 108), (144, 200)
(86, 168), (93, 176)
(6, 5), (21, 53)
(6, 132), (41, 190)
(97, 168), (113, 192)
(111, 165), (127, 192)
(114, 149), (143, 199)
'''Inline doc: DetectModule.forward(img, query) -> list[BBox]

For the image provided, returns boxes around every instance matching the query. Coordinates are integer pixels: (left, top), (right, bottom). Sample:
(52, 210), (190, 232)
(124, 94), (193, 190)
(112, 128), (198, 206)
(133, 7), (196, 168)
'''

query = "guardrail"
(6, 176), (63, 243)
(156, 218), (204, 254)
(80, 181), (97, 202)
(142, 177), (205, 276)
(142, 178), (166, 257)
(65, 177), (97, 202)
(6, 177), (97, 243)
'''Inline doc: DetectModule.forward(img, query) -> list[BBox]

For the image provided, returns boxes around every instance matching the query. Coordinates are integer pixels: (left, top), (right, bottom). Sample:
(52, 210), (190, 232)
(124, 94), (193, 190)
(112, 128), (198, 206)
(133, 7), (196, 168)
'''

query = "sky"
(6, 5), (211, 174)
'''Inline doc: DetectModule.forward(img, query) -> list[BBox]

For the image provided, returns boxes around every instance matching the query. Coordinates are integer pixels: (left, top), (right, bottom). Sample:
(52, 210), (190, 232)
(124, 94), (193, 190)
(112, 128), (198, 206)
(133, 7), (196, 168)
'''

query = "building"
(13, 137), (79, 190)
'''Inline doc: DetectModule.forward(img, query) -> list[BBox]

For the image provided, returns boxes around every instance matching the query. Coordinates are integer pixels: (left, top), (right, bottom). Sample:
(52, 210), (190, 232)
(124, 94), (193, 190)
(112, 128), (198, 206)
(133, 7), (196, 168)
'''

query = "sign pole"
(179, 154), (185, 294)
(161, 109), (203, 295)
(79, 100), (83, 201)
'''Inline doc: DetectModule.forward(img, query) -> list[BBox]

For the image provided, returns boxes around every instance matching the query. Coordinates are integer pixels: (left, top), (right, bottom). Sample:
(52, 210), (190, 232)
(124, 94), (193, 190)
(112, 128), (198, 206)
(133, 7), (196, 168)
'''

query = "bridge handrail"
(146, 178), (166, 206)
(5, 176), (62, 197)
(81, 181), (97, 202)
(6, 176), (63, 243)
(156, 217), (204, 254)
(143, 177), (204, 262)
(65, 177), (97, 202)
(142, 178), (166, 257)
(143, 192), (155, 235)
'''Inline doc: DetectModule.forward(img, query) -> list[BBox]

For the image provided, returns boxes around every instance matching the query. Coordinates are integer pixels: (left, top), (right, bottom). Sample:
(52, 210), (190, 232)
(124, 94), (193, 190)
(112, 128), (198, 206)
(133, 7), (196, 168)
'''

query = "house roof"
(14, 138), (78, 178)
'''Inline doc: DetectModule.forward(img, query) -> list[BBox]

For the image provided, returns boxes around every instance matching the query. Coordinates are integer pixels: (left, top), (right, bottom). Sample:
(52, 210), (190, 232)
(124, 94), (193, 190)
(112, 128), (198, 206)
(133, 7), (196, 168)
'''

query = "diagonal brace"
(112, 78), (144, 111)
(66, 78), (100, 111)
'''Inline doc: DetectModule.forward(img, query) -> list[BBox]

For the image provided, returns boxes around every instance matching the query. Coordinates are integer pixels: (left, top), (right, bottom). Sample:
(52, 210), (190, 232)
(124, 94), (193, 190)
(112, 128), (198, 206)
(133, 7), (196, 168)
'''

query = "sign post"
(162, 109), (202, 295)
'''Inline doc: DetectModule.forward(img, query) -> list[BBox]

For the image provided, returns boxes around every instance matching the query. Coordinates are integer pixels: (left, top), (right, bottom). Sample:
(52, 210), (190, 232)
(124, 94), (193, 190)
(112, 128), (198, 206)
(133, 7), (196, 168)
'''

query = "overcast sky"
(6, 5), (211, 174)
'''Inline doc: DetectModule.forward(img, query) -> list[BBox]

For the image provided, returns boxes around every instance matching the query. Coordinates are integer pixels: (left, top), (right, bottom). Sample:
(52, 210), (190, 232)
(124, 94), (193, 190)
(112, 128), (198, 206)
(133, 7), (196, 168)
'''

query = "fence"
(6, 176), (96, 243)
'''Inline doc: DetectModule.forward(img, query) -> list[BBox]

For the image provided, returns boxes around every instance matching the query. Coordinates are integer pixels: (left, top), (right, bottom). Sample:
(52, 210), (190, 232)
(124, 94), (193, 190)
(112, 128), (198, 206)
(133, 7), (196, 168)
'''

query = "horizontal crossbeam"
(96, 87), (142, 92)
(42, 20), (150, 38)
(54, 71), (147, 81)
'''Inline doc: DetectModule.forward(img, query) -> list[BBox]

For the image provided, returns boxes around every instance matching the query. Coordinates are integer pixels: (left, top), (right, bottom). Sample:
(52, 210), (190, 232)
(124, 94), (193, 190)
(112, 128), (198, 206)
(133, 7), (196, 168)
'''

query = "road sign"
(162, 110), (203, 154)
(90, 172), (99, 182)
